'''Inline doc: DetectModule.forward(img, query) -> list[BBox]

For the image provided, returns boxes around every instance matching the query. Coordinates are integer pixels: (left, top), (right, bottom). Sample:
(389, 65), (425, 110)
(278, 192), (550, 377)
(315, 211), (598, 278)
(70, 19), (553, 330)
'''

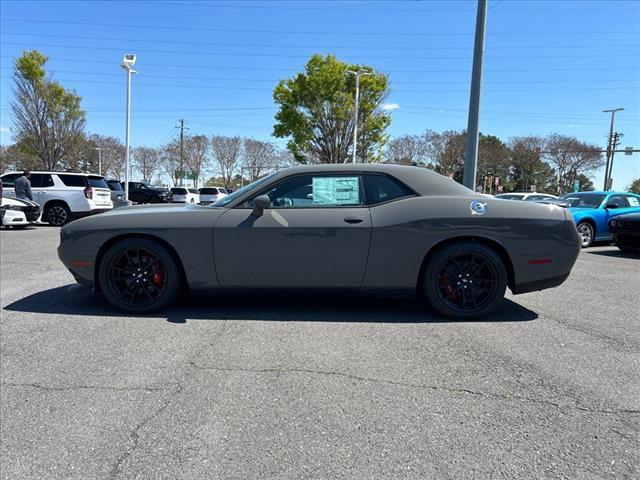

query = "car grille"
(23, 205), (41, 221)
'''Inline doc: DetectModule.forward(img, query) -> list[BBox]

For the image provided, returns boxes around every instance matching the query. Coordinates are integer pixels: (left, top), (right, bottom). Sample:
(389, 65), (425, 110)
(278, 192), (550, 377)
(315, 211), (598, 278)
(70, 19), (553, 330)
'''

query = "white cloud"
(0, 125), (10, 132)
(381, 102), (400, 111)
(567, 124), (583, 129)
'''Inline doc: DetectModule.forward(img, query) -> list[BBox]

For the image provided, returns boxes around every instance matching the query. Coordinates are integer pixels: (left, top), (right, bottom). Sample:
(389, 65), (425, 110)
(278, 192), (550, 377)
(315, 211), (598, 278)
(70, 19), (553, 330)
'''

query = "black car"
(123, 182), (171, 204)
(608, 213), (640, 254)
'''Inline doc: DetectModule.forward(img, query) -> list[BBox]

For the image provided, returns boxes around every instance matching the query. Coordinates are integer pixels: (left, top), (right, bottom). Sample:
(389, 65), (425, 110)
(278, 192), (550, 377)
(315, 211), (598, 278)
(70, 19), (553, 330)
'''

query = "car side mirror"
(604, 203), (618, 209)
(252, 195), (271, 217)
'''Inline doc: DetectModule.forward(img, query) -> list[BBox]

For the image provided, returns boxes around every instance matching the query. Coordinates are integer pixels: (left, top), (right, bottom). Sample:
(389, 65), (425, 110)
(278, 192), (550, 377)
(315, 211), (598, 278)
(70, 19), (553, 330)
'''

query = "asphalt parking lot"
(1, 226), (638, 480)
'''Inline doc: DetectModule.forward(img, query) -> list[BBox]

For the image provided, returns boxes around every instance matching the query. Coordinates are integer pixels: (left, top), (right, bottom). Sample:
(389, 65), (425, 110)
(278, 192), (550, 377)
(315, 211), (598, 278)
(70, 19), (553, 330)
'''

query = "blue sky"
(1, 0), (639, 189)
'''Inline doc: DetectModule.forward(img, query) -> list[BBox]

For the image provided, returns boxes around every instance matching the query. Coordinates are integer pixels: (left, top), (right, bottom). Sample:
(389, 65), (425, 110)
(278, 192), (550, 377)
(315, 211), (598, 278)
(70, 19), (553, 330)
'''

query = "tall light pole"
(121, 53), (137, 204)
(462, 0), (488, 191)
(346, 69), (371, 163)
(92, 147), (110, 176)
(602, 107), (623, 191)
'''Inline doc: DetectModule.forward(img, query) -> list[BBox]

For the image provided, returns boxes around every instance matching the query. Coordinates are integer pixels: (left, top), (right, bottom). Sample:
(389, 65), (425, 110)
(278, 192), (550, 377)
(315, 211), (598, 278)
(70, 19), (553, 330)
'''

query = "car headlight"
(5, 205), (23, 211)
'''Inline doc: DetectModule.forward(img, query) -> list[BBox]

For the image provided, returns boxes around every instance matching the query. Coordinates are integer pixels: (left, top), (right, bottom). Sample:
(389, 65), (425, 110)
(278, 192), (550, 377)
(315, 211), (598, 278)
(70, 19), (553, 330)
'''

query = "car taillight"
(84, 186), (93, 199)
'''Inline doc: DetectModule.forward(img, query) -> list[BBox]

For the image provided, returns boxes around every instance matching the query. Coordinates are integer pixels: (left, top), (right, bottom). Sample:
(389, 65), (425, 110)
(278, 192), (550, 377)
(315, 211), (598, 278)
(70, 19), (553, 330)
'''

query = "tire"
(423, 241), (507, 320)
(576, 221), (594, 248)
(150, 195), (162, 204)
(99, 238), (182, 313)
(44, 202), (72, 226)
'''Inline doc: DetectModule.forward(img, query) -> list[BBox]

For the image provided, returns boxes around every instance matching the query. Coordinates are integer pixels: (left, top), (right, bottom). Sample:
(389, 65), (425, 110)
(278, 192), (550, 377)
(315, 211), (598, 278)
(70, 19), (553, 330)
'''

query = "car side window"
(607, 195), (627, 208)
(624, 195), (639, 207)
(1, 174), (20, 187)
(30, 174), (54, 188)
(248, 174), (364, 208)
(364, 174), (415, 205)
(58, 174), (85, 187)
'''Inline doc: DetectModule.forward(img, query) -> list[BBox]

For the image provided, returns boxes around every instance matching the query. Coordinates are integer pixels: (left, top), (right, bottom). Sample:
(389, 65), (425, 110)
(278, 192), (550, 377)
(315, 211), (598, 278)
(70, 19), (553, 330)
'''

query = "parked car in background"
(171, 187), (199, 204)
(198, 186), (228, 205)
(608, 213), (640, 254)
(1, 196), (41, 229)
(58, 164), (581, 319)
(105, 179), (128, 208)
(0, 172), (113, 226)
(561, 191), (640, 247)
(496, 192), (558, 201)
(124, 182), (171, 204)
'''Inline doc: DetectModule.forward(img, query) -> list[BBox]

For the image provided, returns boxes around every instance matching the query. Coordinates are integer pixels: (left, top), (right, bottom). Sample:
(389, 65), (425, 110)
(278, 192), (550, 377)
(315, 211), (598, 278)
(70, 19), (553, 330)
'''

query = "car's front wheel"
(423, 242), (507, 319)
(99, 238), (182, 312)
(576, 221), (594, 248)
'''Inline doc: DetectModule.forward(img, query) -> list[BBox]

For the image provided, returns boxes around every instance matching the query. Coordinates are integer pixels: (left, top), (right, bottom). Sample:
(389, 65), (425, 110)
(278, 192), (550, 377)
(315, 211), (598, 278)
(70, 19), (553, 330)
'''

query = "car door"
(213, 173), (372, 288)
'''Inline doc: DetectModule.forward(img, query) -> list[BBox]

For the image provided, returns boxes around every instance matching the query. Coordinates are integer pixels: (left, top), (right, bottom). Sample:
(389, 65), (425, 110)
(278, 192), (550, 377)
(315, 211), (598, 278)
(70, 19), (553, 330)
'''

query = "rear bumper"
(512, 272), (570, 294)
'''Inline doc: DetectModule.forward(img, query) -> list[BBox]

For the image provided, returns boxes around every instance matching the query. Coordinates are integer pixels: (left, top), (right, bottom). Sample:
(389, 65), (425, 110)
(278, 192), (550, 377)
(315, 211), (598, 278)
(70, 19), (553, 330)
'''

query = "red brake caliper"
(151, 261), (165, 287)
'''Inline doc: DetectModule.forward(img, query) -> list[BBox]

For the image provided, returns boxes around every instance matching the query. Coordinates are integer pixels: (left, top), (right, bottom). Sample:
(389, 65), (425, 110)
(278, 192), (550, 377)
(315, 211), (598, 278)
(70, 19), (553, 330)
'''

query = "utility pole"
(602, 107), (624, 191)
(462, 0), (488, 191)
(121, 54), (137, 204)
(346, 69), (371, 163)
(175, 118), (189, 186)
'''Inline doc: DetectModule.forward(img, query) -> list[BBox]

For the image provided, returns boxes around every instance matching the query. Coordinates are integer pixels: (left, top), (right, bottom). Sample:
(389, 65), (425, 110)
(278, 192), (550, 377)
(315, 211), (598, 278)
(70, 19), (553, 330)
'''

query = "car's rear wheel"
(99, 238), (182, 312)
(423, 242), (507, 319)
(45, 202), (72, 226)
(577, 221), (594, 248)
(150, 195), (162, 204)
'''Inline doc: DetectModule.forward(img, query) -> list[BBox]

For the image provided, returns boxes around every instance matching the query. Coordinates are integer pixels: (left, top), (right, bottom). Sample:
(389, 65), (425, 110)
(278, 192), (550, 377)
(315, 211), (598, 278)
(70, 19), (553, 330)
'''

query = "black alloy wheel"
(99, 238), (182, 312)
(45, 203), (71, 226)
(423, 242), (507, 319)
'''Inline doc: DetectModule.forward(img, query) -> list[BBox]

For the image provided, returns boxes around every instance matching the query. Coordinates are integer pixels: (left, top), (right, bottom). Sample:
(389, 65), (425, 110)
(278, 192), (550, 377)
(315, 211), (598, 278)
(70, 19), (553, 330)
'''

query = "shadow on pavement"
(3, 284), (538, 324)
(587, 249), (639, 259)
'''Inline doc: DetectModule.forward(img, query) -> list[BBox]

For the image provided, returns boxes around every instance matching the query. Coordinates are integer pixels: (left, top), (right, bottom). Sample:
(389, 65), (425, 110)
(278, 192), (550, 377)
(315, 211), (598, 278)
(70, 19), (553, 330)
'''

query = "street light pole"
(602, 107), (623, 191)
(121, 54), (137, 204)
(346, 69), (371, 163)
(92, 147), (110, 176)
(462, 0), (488, 191)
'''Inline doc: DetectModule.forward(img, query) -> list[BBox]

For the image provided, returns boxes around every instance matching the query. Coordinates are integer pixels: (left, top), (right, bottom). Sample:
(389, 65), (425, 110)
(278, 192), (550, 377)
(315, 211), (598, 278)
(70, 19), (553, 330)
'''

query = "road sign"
(497, 185), (503, 193)
(494, 176), (499, 186)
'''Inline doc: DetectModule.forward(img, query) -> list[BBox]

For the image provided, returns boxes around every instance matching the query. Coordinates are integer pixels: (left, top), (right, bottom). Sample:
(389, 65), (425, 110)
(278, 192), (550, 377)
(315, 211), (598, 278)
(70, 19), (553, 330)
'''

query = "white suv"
(1, 171), (113, 226)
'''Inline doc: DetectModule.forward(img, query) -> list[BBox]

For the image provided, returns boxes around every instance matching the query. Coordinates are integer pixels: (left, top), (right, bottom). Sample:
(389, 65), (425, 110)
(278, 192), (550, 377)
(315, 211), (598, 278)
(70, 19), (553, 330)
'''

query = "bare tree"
(10, 50), (86, 171)
(424, 130), (466, 181)
(242, 138), (277, 181)
(385, 134), (428, 165)
(161, 139), (181, 186)
(211, 135), (242, 189)
(183, 135), (210, 187)
(544, 134), (603, 195)
(133, 147), (161, 184)
(86, 134), (126, 178)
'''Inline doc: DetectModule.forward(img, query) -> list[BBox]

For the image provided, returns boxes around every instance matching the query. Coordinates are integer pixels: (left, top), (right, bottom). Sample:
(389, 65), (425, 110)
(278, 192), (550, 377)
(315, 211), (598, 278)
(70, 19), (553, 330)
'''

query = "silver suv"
(1, 171), (113, 226)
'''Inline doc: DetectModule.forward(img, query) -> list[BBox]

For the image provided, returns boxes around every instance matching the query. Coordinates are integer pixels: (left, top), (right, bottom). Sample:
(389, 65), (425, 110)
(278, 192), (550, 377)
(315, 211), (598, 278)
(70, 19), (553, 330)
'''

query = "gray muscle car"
(58, 164), (581, 319)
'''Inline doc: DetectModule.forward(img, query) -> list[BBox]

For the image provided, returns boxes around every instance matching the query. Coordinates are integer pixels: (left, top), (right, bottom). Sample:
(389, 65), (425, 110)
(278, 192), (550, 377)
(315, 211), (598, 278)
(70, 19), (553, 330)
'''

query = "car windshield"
(496, 194), (525, 200)
(561, 193), (606, 208)
(171, 188), (187, 194)
(212, 173), (276, 207)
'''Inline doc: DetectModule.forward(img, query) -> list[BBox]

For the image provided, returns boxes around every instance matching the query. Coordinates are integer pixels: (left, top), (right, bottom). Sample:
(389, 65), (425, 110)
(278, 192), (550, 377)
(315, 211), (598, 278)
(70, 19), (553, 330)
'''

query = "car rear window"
(200, 188), (219, 194)
(171, 188), (187, 194)
(88, 176), (108, 189)
(106, 180), (123, 191)
(1, 174), (20, 187)
(58, 174), (86, 187)
(497, 194), (525, 200)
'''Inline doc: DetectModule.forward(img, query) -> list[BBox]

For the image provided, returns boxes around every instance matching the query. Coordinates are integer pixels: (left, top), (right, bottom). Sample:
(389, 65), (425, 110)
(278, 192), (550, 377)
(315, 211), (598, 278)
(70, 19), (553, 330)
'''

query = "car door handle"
(344, 216), (364, 224)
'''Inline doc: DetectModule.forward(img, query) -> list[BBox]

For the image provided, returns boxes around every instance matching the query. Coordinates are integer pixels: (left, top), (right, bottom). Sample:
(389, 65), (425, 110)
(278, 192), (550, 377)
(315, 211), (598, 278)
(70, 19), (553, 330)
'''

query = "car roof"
(2, 171), (102, 177)
(268, 163), (472, 197)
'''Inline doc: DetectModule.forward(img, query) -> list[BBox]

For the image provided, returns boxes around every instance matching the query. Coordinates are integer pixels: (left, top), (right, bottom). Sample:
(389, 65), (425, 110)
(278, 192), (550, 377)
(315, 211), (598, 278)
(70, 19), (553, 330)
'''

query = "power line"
(3, 18), (639, 37)
(3, 41), (639, 61)
(2, 55), (635, 74)
(3, 31), (638, 52)
(2, 67), (637, 86)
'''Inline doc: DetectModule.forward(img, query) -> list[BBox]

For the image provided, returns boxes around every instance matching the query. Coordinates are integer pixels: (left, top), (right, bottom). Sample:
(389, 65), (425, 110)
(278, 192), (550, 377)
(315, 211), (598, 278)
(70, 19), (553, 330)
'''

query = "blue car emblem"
(470, 200), (487, 216)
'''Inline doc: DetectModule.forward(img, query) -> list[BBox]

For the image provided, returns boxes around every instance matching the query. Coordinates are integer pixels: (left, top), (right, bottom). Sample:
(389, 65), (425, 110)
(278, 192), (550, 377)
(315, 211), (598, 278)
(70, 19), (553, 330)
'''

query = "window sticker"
(312, 177), (360, 205)
(628, 197), (639, 207)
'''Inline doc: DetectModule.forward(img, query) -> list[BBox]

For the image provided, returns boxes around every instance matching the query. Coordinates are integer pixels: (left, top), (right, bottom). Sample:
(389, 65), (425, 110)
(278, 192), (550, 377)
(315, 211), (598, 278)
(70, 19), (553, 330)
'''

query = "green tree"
(626, 178), (640, 194)
(477, 133), (510, 192)
(424, 130), (466, 182)
(508, 136), (556, 193)
(10, 50), (86, 171)
(273, 54), (390, 164)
